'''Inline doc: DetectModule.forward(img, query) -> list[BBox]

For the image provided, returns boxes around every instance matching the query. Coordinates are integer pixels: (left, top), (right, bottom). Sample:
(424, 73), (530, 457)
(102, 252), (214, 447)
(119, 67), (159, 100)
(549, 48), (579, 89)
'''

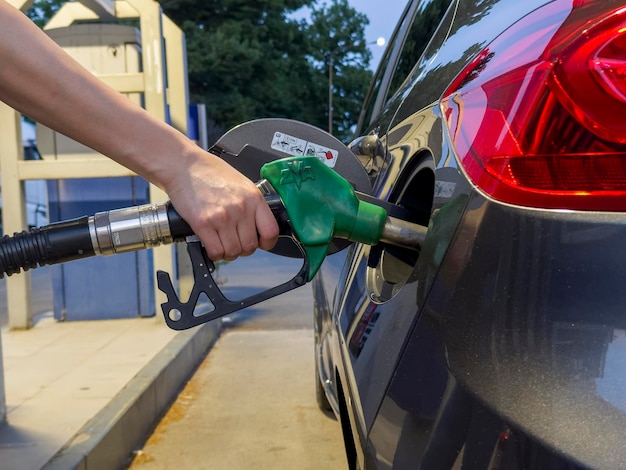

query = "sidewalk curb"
(41, 320), (221, 470)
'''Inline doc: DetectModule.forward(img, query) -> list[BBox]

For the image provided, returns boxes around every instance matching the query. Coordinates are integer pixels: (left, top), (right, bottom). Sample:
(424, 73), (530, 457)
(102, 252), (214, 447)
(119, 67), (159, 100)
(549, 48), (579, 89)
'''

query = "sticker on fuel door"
(271, 132), (338, 168)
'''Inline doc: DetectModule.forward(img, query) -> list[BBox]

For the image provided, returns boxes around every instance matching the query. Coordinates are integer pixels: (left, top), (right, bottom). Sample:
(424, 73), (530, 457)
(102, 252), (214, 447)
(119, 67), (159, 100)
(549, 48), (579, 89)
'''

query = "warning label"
(271, 132), (338, 168)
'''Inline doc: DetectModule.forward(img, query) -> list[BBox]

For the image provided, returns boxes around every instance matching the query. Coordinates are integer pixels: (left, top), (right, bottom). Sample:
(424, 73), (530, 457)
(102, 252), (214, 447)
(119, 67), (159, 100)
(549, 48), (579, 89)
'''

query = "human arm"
(0, 1), (278, 260)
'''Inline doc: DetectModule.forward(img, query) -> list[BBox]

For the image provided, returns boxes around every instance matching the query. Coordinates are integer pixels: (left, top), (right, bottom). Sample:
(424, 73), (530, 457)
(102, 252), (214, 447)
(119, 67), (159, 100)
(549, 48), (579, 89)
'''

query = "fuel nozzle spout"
(381, 215), (427, 251)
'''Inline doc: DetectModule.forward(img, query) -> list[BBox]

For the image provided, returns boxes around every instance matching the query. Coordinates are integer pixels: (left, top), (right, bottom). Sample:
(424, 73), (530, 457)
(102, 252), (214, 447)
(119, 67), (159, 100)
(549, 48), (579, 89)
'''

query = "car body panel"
(367, 195), (626, 469)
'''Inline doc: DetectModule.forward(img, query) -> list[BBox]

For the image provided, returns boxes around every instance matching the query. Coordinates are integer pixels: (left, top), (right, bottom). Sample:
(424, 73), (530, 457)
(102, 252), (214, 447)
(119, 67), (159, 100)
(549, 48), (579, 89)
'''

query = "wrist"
(152, 138), (220, 198)
(119, 122), (201, 194)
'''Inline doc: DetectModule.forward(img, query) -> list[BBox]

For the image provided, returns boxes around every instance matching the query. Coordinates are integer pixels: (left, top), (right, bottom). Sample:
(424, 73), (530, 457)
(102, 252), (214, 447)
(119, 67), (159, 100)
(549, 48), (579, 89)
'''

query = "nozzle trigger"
(157, 237), (310, 331)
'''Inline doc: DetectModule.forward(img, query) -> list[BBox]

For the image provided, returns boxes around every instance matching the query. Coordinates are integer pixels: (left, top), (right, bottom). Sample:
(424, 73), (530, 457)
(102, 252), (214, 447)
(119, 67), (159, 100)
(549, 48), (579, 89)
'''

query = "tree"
(306, 0), (373, 141)
(26, 0), (65, 27)
(159, 0), (319, 143)
(160, 0), (373, 142)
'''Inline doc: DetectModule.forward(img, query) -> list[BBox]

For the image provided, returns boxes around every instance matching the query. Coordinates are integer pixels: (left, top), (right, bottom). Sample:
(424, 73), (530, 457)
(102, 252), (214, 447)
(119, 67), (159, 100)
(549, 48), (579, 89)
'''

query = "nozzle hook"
(157, 236), (310, 330)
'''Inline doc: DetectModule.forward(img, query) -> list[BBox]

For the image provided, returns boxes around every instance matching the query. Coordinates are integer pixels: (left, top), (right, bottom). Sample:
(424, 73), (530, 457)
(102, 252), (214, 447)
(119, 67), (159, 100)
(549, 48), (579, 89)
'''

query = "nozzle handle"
(260, 156), (388, 280)
(158, 237), (309, 330)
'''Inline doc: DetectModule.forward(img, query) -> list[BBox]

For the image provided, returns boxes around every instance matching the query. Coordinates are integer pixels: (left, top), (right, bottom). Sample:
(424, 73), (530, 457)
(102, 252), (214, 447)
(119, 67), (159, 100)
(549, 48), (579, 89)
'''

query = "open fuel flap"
(366, 157), (435, 303)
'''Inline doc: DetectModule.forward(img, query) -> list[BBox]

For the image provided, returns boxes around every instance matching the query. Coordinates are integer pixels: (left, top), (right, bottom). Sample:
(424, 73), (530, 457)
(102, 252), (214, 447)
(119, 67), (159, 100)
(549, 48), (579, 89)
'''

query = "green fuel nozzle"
(260, 156), (388, 281)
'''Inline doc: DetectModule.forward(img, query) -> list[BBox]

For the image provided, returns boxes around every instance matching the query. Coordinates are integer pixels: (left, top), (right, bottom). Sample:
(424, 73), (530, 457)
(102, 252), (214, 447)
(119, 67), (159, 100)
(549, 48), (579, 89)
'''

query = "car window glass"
(355, 51), (394, 137)
(355, 0), (454, 138)
(354, 3), (414, 137)
(387, 0), (454, 101)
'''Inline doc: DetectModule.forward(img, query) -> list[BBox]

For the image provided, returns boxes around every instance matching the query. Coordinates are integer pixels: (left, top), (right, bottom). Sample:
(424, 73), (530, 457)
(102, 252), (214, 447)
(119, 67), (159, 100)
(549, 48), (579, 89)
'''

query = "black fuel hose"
(0, 201), (193, 278)
(0, 216), (94, 277)
(0, 180), (286, 279)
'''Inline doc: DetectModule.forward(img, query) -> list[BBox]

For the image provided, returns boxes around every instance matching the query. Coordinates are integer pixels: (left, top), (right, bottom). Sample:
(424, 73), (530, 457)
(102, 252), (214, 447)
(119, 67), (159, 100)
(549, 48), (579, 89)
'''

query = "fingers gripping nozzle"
(156, 178), (309, 331)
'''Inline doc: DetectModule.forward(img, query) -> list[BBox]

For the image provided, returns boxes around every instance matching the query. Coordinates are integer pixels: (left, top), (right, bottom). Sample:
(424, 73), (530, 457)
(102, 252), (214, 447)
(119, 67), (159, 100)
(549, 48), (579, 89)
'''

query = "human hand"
(163, 147), (279, 261)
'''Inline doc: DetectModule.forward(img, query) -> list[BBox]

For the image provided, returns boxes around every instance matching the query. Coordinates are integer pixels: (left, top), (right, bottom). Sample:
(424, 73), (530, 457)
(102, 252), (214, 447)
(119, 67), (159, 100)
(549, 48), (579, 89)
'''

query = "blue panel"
(47, 177), (154, 321)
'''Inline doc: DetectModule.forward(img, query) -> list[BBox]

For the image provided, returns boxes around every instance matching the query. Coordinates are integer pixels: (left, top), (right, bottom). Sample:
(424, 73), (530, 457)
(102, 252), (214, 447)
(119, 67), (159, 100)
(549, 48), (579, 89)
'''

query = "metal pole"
(328, 53), (333, 135)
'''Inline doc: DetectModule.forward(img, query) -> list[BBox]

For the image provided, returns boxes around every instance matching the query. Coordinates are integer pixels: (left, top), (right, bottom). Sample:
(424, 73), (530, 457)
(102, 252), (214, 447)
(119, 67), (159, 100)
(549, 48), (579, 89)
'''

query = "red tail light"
(442, 0), (626, 211)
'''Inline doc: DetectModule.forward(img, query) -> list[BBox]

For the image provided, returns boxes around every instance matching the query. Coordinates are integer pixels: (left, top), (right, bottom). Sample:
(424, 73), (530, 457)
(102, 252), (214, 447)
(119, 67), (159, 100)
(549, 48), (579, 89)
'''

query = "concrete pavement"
(0, 314), (220, 470)
(125, 251), (348, 469)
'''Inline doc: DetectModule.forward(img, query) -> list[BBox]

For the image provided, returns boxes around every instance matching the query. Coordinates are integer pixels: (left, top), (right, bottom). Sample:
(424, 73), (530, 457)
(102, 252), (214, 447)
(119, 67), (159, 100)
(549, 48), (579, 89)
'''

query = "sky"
(348, 0), (408, 69)
(291, 0), (409, 70)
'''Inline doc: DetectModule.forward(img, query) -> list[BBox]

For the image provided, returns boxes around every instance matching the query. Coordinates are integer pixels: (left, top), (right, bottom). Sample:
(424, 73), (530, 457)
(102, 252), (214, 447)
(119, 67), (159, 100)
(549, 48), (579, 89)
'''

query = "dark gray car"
(313, 0), (626, 468)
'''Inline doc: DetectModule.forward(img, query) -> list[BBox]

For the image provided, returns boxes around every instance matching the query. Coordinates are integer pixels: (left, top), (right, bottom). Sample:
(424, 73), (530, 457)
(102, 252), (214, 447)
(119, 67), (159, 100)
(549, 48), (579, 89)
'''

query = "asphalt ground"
(126, 251), (348, 469)
(127, 329), (347, 470)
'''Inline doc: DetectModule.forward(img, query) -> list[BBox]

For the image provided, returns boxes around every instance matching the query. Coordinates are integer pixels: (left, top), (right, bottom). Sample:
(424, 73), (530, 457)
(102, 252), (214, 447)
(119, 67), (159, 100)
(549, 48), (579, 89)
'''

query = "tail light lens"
(442, 0), (626, 211)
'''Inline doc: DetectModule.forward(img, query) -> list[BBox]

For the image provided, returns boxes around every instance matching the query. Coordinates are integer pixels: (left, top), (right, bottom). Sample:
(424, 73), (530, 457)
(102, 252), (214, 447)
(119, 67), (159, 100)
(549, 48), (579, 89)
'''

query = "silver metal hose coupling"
(89, 201), (173, 255)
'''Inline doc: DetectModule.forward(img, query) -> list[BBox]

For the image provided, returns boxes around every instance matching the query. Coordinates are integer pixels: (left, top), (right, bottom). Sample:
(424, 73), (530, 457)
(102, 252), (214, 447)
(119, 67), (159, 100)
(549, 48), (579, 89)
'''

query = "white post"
(0, 0), (33, 427)
(0, 103), (33, 330)
(125, 0), (174, 313)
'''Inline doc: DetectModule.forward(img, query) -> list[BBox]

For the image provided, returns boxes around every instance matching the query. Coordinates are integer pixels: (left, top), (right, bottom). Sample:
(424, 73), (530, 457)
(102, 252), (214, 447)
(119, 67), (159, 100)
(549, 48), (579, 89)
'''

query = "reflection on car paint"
(348, 302), (380, 358)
